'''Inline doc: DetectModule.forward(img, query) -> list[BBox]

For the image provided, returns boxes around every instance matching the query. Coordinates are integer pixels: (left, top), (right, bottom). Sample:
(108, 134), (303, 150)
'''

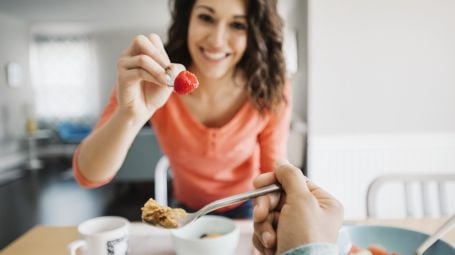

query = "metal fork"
(147, 184), (281, 229)
(415, 214), (455, 255)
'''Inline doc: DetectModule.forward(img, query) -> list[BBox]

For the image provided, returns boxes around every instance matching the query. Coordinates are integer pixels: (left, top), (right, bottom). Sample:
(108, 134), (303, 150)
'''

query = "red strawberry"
(173, 70), (199, 95)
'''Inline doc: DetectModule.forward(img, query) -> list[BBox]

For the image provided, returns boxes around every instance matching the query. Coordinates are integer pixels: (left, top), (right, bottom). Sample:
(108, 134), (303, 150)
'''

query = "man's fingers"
(252, 235), (265, 254)
(306, 180), (335, 200)
(275, 158), (290, 167)
(253, 172), (275, 188)
(253, 196), (269, 223)
(274, 164), (309, 194)
(253, 192), (281, 222)
(253, 213), (277, 249)
(252, 238), (274, 255)
(306, 180), (344, 212)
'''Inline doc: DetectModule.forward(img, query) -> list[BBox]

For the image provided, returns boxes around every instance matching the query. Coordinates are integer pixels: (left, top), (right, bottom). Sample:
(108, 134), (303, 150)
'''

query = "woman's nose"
(207, 24), (227, 48)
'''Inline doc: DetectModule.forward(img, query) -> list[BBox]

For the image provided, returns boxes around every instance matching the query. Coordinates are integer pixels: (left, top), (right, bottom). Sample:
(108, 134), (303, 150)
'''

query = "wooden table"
(1, 218), (454, 255)
(1, 220), (255, 255)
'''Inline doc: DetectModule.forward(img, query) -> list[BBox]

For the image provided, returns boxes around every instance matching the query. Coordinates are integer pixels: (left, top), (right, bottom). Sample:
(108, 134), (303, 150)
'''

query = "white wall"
(306, 0), (455, 218)
(279, 0), (308, 120)
(308, 0), (455, 135)
(0, 13), (33, 170)
(0, 13), (33, 141)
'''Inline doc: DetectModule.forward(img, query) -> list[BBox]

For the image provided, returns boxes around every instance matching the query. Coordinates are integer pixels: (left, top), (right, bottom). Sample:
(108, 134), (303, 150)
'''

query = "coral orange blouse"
(73, 84), (291, 210)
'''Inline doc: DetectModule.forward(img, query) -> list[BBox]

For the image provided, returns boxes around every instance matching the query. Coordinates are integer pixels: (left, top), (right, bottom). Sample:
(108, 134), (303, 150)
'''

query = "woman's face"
(187, 0), (248, 80)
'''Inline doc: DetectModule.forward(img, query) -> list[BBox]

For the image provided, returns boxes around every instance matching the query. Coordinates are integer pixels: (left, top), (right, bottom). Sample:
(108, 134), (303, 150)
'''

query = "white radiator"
(307, 133), (455, 218)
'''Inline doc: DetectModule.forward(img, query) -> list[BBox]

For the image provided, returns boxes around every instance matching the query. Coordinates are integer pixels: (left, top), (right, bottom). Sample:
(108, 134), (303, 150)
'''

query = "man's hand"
(252, 164), (343, 255)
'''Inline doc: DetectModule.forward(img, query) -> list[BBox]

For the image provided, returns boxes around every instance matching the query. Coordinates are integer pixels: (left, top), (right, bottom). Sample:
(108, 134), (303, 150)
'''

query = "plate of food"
(337, 225), (454, 255)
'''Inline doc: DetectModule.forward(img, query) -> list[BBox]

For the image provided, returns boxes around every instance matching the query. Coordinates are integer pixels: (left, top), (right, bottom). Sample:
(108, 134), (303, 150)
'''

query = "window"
(30, 33), (100, 123)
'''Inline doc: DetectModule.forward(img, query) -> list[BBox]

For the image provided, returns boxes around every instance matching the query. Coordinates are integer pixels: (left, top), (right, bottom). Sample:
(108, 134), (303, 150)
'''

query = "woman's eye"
(198, 14), (214, 23)
(231, 22), (247, 30)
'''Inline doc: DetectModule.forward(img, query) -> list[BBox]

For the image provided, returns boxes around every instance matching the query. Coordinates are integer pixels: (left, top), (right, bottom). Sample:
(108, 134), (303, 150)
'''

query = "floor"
(0, 157), (161, 250)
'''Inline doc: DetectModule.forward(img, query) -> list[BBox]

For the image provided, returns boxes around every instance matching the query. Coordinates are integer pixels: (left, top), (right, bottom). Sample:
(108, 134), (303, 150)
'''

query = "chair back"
(366, 174), (455, 218)
(154, 155), (170, 206)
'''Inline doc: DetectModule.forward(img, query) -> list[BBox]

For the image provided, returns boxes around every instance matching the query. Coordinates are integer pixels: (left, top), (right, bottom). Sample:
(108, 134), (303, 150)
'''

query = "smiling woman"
(166, 0), (286, 113)
(73, 0), (292, 221)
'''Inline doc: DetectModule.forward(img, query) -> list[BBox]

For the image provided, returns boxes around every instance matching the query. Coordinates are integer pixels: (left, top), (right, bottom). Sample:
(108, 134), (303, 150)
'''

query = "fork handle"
(201, 184), (282, 215)
(415, 214), (455, 255)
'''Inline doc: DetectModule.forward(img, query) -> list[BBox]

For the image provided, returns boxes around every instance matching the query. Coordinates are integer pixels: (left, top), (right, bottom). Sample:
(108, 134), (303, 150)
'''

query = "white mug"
(68, 216), (129, 255)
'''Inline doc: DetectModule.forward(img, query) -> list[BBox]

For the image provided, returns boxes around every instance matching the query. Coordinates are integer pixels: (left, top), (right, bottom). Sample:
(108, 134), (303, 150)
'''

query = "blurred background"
(0, 0), (454, 250)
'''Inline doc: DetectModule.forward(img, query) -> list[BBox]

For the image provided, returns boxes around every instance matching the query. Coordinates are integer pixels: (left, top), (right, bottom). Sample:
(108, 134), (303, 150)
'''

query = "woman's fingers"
(123, 34), (170, 69)
(120, 68), (163, 87)
(123, 35), (149, 56)
(118, 34), (179, 88)
(118, 55), (169, 86)
(164, 63), (186, 85)
(148, 33), (171, 66)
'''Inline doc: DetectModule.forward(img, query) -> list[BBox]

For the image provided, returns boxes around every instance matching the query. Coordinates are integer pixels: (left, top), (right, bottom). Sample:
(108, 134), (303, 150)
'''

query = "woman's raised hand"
(116, 34), (185, 123)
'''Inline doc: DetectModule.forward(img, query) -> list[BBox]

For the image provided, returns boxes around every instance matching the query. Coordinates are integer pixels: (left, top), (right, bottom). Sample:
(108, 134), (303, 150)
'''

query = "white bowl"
(171, 215), (240, 255)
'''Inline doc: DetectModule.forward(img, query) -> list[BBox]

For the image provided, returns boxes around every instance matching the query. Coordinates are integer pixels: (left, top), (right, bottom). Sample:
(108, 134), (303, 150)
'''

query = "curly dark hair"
(165, 0), (286, 113)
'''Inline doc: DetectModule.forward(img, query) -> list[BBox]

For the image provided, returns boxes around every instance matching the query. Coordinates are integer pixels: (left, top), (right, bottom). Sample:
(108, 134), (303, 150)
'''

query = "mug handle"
(68, 239), (86, 255)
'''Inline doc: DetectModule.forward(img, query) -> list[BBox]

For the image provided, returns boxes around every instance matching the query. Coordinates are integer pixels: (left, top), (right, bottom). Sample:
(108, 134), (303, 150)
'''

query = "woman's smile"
(199, 47), (231, 62)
